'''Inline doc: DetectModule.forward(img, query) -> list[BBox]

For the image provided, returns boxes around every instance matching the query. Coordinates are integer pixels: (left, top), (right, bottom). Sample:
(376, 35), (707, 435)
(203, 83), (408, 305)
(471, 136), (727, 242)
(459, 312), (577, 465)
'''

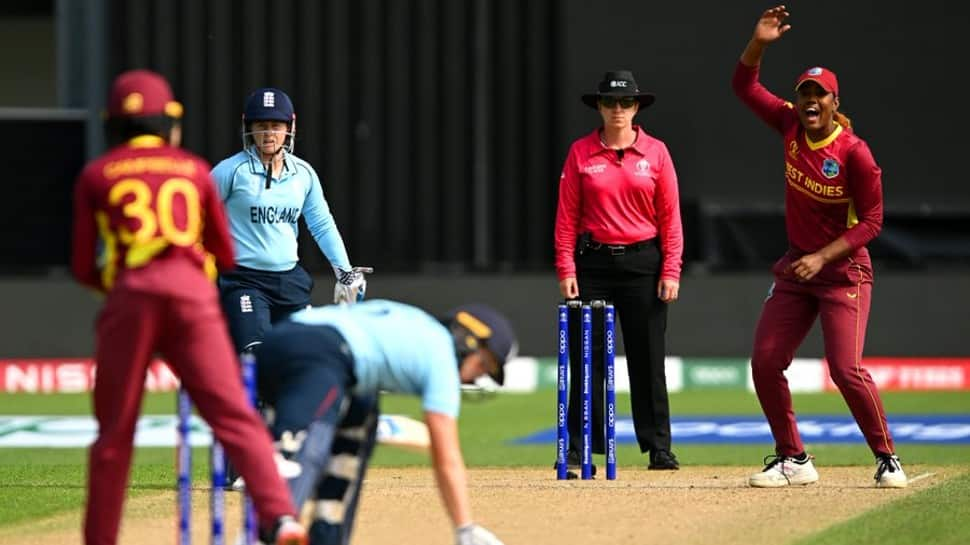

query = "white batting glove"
(455, 524), (505, 545)
(333, 266), (368, 304)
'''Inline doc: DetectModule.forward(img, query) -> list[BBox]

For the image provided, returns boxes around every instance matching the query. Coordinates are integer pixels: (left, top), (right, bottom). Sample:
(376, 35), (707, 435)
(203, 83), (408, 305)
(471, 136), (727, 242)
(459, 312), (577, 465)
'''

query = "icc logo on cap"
(807, 67), (823, 76)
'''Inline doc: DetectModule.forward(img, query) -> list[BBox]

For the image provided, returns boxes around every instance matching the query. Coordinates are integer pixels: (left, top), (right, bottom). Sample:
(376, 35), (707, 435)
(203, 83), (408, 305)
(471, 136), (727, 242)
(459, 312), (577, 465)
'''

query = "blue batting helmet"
(243, 88), (295, 123)
(443, 304), (518, 385)
(241, 88), (296, 153)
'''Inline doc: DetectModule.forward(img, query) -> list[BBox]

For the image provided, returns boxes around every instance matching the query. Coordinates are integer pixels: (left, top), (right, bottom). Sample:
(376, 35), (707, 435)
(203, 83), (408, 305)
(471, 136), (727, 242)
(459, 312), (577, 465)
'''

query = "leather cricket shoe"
(647, 449), (680, 470)
(748, 454), (819, 487)
(874, 454), (908, 488)
(552, 449), (597, 477)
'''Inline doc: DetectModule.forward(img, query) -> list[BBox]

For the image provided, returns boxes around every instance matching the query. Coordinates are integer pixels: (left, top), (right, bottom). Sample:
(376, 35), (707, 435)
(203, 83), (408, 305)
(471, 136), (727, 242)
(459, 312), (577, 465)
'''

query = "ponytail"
(834, 111), (852, 132)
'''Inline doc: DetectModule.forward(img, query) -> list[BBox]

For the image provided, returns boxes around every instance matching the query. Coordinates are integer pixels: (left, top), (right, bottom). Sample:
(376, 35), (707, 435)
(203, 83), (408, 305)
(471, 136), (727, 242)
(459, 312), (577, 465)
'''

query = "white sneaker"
(749, 454), (819, 488)
(874, 454), (907, 488)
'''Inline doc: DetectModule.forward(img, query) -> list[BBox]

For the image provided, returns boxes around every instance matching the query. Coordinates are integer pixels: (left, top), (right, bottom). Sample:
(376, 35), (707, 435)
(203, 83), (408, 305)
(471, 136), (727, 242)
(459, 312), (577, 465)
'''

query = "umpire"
(554, 70), (684, 471)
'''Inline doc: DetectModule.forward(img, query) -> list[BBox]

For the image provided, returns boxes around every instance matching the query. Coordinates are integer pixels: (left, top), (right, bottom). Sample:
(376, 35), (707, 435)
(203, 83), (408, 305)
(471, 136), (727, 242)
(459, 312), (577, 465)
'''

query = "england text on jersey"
(250, 206), (301, 224)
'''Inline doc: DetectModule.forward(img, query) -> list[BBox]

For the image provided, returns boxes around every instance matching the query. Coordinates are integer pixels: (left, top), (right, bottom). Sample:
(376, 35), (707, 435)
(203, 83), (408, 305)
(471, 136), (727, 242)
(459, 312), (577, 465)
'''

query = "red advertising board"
(0, 358), (179, 393)
(823, 357), (970, 391)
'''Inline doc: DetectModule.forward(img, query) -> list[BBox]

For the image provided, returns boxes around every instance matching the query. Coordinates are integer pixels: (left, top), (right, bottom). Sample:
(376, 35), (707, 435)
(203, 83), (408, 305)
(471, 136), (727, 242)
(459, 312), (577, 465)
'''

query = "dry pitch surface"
(0, 465), (955, 545)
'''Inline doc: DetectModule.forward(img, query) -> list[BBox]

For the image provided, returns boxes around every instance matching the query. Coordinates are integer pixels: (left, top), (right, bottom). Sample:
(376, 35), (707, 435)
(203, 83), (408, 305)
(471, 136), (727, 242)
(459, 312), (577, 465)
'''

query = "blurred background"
(1, 0), (967, 361)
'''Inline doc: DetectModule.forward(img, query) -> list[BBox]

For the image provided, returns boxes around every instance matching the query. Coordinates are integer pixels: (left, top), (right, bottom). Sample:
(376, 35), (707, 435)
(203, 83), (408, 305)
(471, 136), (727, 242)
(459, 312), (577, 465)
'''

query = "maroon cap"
(107, 69), (183, 119)
(795, 66), (839, 96)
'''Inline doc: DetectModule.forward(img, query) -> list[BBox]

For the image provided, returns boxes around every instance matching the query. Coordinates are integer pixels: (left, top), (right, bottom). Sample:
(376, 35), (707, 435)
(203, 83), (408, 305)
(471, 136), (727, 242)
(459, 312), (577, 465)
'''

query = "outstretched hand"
(752, 5), (791, 44)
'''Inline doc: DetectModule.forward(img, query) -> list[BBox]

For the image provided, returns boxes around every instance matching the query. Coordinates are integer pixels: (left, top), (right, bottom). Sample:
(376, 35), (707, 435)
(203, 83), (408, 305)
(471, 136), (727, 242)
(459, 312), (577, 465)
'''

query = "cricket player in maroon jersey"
(732, 6), (906, 488)
(71, 69), (307, 545)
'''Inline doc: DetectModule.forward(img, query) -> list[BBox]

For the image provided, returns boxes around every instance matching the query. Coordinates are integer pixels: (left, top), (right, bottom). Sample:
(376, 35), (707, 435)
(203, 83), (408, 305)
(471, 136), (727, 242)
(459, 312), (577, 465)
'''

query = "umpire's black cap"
(445, 304), (518, 385)
(581, 70), (656, 109)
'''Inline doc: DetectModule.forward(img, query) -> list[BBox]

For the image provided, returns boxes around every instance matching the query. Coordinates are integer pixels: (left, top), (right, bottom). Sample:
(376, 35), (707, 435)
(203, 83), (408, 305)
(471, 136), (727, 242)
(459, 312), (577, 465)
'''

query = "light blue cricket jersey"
(210, 148), (351, 272)
(289, 300), (461, 418)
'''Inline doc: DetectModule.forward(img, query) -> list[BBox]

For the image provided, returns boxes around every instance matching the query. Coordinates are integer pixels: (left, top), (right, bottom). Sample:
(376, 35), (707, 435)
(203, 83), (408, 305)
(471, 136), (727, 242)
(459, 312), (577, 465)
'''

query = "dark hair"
(104, 115), (177, 147)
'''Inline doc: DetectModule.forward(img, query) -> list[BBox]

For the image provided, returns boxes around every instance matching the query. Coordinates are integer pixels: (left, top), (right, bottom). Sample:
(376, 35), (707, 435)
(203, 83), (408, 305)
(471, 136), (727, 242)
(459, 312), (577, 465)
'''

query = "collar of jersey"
(588, 125), (648, 158)
(127, 135), (165, 148)
(244, 147), (294, 178)
(804, 123), (843, 151)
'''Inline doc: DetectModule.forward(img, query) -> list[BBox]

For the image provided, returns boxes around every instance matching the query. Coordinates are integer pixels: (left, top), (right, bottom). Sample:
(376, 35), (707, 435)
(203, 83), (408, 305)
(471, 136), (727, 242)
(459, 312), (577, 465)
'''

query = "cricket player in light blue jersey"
(211, 87), (368, 355)
(254, 300), (518, 545)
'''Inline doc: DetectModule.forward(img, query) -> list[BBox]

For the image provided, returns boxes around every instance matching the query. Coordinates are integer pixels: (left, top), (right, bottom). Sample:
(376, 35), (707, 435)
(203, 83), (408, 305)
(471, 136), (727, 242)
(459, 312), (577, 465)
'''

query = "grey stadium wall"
(0, 273), (966, 359)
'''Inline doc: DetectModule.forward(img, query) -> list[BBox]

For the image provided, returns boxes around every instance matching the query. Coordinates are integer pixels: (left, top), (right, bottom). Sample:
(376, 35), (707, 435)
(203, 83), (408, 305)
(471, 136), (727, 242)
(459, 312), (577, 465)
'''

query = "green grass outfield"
(1, 390), (969, 543)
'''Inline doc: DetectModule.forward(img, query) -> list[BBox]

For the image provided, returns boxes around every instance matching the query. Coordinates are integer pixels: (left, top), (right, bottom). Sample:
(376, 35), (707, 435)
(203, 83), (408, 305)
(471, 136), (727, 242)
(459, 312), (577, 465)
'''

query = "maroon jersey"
(71, 135), (235, 300)
(732, 63), (883, 261)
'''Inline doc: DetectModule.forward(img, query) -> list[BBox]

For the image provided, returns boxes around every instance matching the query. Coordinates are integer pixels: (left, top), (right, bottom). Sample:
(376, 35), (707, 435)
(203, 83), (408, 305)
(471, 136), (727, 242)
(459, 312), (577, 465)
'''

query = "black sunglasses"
(599, 96), (638, 109)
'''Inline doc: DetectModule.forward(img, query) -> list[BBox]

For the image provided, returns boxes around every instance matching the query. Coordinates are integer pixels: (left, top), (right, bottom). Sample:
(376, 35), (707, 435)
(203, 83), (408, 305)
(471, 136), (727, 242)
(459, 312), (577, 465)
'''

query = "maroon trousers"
(84, 289), (296, 545)
(751, 268), (895, 458)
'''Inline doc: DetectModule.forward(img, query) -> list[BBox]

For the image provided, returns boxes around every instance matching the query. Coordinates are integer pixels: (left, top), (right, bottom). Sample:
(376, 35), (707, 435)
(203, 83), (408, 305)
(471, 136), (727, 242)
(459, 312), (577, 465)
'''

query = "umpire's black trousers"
(567, 238), (672, 455)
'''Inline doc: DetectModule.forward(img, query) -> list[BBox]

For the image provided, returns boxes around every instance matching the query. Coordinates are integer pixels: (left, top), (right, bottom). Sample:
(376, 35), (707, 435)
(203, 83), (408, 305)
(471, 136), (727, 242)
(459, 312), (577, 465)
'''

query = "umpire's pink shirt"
(554, 126), (684, 281)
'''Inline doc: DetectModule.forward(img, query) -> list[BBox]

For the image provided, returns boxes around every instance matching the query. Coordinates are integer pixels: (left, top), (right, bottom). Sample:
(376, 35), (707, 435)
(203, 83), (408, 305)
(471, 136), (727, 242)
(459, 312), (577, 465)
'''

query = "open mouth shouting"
(803, 105), (820, 122)
(799, 103), (826, 130)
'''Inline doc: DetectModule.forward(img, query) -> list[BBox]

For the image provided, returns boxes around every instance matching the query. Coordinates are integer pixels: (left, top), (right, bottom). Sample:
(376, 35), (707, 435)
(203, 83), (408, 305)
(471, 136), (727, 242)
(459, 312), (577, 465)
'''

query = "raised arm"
(733, 5), (798, 134)
(740, 5), (791, 67)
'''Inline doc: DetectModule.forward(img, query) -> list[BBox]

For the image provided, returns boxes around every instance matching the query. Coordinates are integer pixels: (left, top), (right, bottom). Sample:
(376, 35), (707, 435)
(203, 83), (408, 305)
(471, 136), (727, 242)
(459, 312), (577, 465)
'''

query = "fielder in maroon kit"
(733, 6), (906, 488)
(71, 70), (307, 544)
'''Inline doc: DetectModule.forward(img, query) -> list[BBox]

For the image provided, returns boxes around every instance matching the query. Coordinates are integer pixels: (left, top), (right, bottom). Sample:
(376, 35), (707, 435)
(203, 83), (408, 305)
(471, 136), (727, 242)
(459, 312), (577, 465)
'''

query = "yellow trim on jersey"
(95, 211), (118, 290)
(787, 179), (851, 204)
(805, 123), (843, 150)
(197, 243), (218, 282)
(126, 237), (170, 268)
(846, 199), (859, 227)
(128, 135), (166, 148)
